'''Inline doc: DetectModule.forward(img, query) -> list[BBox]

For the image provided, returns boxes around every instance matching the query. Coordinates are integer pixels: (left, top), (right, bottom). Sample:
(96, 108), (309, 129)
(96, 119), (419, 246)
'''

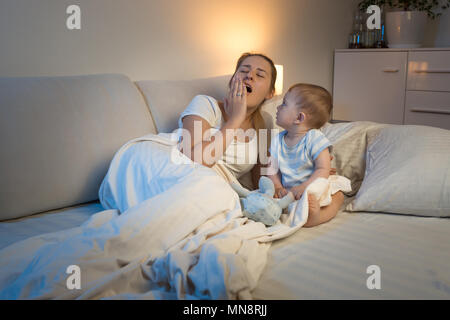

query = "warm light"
(275, 64), (284, 96)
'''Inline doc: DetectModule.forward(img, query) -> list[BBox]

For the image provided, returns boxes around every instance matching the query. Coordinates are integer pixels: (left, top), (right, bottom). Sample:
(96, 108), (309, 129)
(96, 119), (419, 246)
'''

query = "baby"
(267, 83), (344, 227)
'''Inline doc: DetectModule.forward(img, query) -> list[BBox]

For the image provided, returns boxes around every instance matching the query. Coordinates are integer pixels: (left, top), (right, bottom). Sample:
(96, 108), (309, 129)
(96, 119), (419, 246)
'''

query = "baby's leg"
(304, 191), (344, 228)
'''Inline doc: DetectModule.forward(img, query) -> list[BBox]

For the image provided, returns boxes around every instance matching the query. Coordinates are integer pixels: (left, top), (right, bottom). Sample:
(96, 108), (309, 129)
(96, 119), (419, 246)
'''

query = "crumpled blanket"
(0, 133), (351, 300)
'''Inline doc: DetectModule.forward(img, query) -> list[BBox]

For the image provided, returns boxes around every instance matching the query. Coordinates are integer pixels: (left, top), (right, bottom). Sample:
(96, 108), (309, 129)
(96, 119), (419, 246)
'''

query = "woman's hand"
(224, 75), (247, 124)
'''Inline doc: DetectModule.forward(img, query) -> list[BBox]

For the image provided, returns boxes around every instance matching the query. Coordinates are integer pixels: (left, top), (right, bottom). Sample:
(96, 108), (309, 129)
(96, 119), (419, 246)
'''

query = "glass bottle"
(348, 9), (358, 48)
(354, 11), (363, 49)
(375, 6), (388, 48)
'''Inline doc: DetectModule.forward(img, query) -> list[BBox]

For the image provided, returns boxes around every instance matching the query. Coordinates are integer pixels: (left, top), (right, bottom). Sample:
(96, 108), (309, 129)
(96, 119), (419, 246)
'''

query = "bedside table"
(332, 48), (450, 130)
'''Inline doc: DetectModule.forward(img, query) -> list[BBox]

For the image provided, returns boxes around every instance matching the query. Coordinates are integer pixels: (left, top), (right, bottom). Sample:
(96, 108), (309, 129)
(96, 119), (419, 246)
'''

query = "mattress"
(253, 198), (450, 299)
(0, 201), (103, 250)
(1, 199), (449, 299)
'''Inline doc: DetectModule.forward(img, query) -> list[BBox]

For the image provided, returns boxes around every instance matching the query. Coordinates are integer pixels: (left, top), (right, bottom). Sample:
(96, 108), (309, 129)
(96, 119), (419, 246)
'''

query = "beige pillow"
(321, 121), (388, 196)
(260, 95), (283, 131)
(347, 125), (450, 217)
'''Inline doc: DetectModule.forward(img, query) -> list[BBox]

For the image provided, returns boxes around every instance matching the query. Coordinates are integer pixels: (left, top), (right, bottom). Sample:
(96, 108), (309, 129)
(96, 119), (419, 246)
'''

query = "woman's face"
(232, 55), (274, 109)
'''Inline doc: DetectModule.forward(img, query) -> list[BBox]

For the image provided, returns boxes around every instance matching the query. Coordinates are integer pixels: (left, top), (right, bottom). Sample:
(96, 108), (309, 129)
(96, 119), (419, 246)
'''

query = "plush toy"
(230, 176), (295, 226)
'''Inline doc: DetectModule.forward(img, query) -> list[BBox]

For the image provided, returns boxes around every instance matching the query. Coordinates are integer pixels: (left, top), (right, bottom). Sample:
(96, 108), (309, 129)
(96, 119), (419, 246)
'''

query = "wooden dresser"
(332, 48), (450, 130)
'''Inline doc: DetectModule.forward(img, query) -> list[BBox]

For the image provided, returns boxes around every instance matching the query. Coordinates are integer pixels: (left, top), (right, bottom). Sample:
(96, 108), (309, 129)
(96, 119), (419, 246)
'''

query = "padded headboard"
(0, 74), (156, 221)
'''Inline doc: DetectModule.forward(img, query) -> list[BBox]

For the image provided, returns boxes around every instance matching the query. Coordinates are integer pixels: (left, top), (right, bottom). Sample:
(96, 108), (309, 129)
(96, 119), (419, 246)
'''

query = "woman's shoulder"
(195, 95), (223, 116)
(179, 95), (223, 128)
(191, 94), (217, 103)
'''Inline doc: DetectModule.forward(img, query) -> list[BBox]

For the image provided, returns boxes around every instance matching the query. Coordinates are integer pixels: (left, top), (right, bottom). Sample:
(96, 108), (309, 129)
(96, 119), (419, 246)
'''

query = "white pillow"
(346, 125), (450, 217)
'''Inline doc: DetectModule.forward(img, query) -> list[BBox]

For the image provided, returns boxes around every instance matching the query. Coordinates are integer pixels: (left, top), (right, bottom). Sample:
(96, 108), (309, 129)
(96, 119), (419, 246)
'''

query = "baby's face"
(275, 91), (301, 129)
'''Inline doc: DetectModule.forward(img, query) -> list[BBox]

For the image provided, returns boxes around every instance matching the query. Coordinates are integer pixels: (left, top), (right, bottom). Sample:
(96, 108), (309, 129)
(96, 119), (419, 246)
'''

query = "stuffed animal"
(230, 176), (295, 226)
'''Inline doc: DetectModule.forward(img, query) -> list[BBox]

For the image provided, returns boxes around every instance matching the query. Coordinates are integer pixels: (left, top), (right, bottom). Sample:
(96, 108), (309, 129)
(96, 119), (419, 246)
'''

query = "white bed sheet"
(1, 198), (449, 299)
(252, 198), (450, 299)
(0, 202), (103, 250)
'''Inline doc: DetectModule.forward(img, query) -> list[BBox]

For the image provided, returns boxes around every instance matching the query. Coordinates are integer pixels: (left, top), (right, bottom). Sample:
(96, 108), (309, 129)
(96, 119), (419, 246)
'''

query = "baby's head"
(276, 83), (332, 130)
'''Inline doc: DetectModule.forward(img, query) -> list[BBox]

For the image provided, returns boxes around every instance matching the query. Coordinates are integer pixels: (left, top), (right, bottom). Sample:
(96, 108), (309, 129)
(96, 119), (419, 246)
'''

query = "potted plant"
(359, 0), (450, 48)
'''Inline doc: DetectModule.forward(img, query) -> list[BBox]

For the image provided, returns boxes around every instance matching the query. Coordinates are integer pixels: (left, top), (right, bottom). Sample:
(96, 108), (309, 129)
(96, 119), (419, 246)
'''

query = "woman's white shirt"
(178, 95), (258, 178)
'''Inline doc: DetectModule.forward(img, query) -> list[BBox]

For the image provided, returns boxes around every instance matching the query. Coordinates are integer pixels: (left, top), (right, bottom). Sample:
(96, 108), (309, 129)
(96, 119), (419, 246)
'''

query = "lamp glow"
(275, 64), (284, 96)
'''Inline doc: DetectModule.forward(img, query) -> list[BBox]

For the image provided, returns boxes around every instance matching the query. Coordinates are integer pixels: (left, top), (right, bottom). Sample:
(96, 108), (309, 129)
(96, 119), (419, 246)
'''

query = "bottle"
(363, 11), (370, 48)
(348, 9), (359, 48)
(360, 12), (367, 48)
(348, 33), (355, 49)
(353, 11), (363, 49)
(375, 6), (388, 48)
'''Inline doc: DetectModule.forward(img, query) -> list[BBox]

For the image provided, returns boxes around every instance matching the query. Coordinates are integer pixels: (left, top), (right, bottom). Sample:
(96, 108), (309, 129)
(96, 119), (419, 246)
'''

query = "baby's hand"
(274, 186), (288, 199)
(330, 155), (336, 175)
(290, 185), (305, 200)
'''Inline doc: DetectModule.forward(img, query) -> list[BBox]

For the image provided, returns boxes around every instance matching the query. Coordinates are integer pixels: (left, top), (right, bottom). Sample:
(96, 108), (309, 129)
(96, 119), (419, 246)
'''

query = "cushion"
(346, 125), (450, 217)
(321, 121), (388, 196)
(260, 94), (283, 131)
(0, 74), (156, 221)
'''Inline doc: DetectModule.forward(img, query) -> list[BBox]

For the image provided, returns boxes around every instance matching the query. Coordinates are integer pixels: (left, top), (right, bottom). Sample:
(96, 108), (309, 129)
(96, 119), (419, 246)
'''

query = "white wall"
(0, 0), (363, 93)
(1, 0), (448, 94)
(424, 10), (450, 47)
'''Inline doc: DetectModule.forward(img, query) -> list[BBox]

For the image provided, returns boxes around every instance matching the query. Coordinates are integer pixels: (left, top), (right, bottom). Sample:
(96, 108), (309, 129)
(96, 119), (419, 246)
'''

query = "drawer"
(404, 91), (450, 130)
(407, 51), (450, 92)
(333, 51), (407, 124)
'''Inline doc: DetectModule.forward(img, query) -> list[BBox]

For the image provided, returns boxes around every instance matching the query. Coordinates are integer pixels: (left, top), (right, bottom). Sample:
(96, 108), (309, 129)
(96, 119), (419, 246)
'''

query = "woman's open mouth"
(245, 85), (252, 93)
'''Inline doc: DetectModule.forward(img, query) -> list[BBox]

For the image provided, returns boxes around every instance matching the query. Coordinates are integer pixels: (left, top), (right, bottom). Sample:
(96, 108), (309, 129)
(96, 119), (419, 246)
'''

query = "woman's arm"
(181, 115), (242, 167)
(180, 76), (248, 167)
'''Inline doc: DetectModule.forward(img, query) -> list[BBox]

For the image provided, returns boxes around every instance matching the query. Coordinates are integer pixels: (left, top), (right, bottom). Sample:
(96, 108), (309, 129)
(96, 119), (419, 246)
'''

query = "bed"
(0, 74), (449, 299)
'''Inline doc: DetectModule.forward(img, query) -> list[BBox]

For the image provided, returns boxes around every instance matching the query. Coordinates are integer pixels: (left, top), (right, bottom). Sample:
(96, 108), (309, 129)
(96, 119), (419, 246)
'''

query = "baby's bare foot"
(308, 194), (320, 217)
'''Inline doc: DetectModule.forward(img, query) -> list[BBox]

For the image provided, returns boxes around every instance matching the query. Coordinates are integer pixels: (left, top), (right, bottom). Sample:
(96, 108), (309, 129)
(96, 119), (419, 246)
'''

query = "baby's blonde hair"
(288, 83), (332, 129)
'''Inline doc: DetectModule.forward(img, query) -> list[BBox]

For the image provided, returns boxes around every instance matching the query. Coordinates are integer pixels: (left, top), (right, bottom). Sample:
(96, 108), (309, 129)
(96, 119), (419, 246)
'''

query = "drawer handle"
(410, 108), (450, 115)
(382, 69), (399, 73)
(414, 69), (450, 74)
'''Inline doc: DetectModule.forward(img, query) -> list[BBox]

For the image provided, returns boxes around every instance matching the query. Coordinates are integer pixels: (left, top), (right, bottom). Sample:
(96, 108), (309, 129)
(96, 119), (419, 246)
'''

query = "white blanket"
(0, 133), (351, 299)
